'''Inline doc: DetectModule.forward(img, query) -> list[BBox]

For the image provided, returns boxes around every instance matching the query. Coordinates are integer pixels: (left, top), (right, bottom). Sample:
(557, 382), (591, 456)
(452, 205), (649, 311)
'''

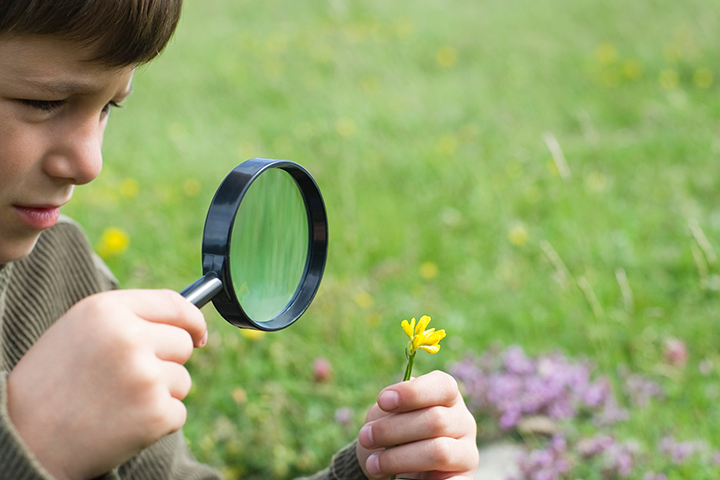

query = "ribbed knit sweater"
(0, 218), (364, 480)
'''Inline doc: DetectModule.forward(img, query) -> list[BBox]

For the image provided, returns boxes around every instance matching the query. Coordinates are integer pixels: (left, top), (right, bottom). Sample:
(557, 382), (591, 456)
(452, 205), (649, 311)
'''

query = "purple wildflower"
(643, 473), (668, 480)
(658, 436), (704, 464)
(622, 371), (664, 407)
(334, 407), (352, 427)
(453, 345), (626, 431)
(576, 434), (616, 458)
(517, 435), (572, 480)
(504, 345), (536, 375)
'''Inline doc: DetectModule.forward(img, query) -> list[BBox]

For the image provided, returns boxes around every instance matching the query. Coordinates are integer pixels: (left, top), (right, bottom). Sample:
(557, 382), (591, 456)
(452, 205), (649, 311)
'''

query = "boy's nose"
(43, 118), (104, 186)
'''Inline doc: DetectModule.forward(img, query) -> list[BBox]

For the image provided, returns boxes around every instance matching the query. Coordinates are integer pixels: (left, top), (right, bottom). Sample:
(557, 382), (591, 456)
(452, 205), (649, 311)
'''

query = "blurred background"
(64, 0), (720, 478)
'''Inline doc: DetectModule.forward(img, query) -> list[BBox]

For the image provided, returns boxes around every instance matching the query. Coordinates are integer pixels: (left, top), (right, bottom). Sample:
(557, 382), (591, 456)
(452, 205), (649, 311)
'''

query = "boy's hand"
(356, 371), (479, 480)
(6, 289), (207, 480)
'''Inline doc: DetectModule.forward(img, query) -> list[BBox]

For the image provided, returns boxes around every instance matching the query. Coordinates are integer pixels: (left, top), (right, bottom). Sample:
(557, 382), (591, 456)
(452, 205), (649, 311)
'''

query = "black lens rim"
(201, 158), (328, 331)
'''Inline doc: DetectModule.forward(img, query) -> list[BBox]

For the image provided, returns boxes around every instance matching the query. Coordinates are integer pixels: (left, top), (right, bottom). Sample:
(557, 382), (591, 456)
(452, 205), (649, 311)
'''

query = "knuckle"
(435, 370), (459, 397)
(144, 394), (174, 433)
(426, 406), (452, 436)
(176, 329), (194, 360)
(177, 367), (193, 399)
(161, 289), (204, 334)
(130, 355), (161, 387)
(430, 437), (455, 465)
(371, 419), (390, 445)
(180, 342), (194, 363)
(160, 289), (186, 317)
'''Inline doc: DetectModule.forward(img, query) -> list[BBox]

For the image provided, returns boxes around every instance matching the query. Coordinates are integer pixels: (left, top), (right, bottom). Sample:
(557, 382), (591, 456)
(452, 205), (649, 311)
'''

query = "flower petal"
(419, 344), (440, 354)
(422, 329), (446, 346)
(414, 315), (431, 337)
(401, 319), (414, 339)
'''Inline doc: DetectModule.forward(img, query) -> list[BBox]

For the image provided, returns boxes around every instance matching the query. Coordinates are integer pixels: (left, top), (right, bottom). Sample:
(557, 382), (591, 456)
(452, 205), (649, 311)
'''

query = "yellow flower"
(508, 225), (528, 246)
(335, 117), (356, 138)
(119, 178), (139, 197)
(419, 261), (439, 280)
(595, 43), (617, 65)
(97, 227), (130, 258)
(436, 45), (458, 68)
(240, 329), (266, 341)
(694, 67), (714, 89)
(354, 291), (374, 309)
(401, 315), (446, 355)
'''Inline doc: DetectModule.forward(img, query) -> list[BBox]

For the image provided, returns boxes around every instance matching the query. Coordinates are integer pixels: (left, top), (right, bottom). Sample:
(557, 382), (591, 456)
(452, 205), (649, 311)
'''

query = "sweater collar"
(0, 263), (12, 320)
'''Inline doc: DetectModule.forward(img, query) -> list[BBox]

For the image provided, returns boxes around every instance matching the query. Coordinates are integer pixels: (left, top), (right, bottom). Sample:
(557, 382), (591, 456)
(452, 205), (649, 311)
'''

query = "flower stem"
(403, 352), (415, 382)
(391, 353), (416, 480)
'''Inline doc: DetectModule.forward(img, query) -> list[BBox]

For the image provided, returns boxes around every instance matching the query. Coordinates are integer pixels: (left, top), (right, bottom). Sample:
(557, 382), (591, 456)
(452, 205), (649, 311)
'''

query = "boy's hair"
(0, 0), (183, 67)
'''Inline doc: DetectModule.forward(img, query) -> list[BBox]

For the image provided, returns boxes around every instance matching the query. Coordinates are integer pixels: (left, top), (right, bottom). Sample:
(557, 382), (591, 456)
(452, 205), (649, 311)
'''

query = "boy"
(0, 1), (480, 479)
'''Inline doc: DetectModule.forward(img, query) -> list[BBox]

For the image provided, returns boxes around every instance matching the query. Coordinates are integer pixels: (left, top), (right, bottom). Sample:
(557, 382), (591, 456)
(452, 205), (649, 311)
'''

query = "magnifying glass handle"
(180, 272), (223, 309)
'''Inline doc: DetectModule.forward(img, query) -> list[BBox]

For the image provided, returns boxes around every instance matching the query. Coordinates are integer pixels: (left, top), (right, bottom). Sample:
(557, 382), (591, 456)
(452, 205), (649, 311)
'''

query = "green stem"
(391, 352), (416, 480)
(403, 352), (415, 382)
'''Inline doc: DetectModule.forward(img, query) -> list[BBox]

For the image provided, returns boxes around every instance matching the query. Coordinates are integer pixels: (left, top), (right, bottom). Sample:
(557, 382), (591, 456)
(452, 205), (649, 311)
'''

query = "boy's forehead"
(0, 35), (134, 96)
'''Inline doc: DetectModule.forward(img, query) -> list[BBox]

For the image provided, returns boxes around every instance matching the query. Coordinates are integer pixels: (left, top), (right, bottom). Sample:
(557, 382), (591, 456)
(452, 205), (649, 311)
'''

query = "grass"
(63, 0), (720, 478)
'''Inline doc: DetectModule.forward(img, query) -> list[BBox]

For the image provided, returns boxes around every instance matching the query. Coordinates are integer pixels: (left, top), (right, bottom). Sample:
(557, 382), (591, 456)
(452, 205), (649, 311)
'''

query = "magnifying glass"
(179, 158), (328, 331)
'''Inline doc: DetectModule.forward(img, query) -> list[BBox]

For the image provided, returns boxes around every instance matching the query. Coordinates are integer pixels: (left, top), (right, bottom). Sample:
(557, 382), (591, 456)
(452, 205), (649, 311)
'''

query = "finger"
(139, 392), (189, 445)
(161, 361), (193, 401)
(147, 322), (194, 364)
(163, 397), (188, 436)
(365, 438), (479, 479)
(111, 290), (207, 347)
(358, 405), (472, 450)
(365, 403), (387, 423)
(378, 371), (460, 413)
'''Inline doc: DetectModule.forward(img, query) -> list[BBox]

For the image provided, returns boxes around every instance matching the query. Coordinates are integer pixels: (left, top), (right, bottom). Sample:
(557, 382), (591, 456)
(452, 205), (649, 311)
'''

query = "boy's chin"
(0, 234), (42, 265)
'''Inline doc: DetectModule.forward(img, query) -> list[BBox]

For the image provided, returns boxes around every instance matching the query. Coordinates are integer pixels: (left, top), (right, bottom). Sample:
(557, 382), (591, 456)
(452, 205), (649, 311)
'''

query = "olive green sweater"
(0, 218), (363, 480)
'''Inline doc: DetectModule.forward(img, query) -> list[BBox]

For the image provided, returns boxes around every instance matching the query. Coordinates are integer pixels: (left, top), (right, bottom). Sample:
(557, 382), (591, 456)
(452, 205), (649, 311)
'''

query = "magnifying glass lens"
(229, 168), (309, 322)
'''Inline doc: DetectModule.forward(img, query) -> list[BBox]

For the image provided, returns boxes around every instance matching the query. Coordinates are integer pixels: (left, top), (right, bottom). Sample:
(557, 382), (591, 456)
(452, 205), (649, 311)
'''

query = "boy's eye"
(102, 101), (121, 115)
(19, 98), (66, 112)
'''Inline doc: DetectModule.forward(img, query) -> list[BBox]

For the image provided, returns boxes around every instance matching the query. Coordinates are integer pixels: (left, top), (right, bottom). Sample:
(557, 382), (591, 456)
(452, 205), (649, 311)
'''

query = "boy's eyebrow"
(23, 79), (133, 100)
(24, 79), (102, 95)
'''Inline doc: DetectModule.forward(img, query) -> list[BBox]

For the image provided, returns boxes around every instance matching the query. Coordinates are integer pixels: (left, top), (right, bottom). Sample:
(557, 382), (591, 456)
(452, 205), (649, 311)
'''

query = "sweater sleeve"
(0, 372), (56, 480)
(295, 442), (367, 480)
(113, 430), (222, 480)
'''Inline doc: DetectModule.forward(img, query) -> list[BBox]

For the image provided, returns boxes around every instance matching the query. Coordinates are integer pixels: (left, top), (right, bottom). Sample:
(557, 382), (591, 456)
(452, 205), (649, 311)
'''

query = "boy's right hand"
(6, 289), (207, 480)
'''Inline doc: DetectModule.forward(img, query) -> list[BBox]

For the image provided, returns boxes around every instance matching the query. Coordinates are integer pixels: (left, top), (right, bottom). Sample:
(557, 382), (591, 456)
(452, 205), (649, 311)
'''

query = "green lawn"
(64, 0), (720, 478)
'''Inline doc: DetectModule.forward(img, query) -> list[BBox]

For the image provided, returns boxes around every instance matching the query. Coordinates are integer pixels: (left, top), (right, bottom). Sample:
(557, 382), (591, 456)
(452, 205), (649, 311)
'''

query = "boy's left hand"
(356, 371), (479, 480)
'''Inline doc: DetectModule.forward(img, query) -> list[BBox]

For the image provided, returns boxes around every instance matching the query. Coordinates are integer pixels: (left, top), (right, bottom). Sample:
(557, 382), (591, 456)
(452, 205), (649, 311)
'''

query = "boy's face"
(0, 36), (134, 264)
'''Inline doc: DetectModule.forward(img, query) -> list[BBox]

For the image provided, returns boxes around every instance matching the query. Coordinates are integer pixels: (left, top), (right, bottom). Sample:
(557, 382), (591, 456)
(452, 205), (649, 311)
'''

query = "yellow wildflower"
(240, 329), (266, 341)
(97, 227), (130, 258)
(401, 315), (446, 356)
(508, 225), (528, 246)
(119, 178), (139, 197)
(595, 43), (617, 65)
(419, 261), (439, 280)
(694, 68), (714, 89)
(436, 45), (458, 68)
(354, 291), (374, 309)
(335, 117), (356, 138)
(623, 59), (643, 80)
(183, 179), (202, 197)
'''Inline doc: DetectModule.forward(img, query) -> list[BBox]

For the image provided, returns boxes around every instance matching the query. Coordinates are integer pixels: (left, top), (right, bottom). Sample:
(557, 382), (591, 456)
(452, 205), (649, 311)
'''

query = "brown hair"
(0, 0), (183, 67)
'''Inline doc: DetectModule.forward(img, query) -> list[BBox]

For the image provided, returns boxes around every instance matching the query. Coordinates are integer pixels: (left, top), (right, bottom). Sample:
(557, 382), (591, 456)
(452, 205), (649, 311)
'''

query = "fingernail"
(366, 453), (381, 477)
(200, 331), (208, 347)
(359, 424), (374, 447)
(378, 390), (399, 411)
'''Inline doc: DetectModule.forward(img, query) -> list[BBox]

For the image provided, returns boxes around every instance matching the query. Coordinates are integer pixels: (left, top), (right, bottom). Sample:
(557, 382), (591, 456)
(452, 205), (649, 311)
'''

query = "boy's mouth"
(13, 205), (61, 230)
